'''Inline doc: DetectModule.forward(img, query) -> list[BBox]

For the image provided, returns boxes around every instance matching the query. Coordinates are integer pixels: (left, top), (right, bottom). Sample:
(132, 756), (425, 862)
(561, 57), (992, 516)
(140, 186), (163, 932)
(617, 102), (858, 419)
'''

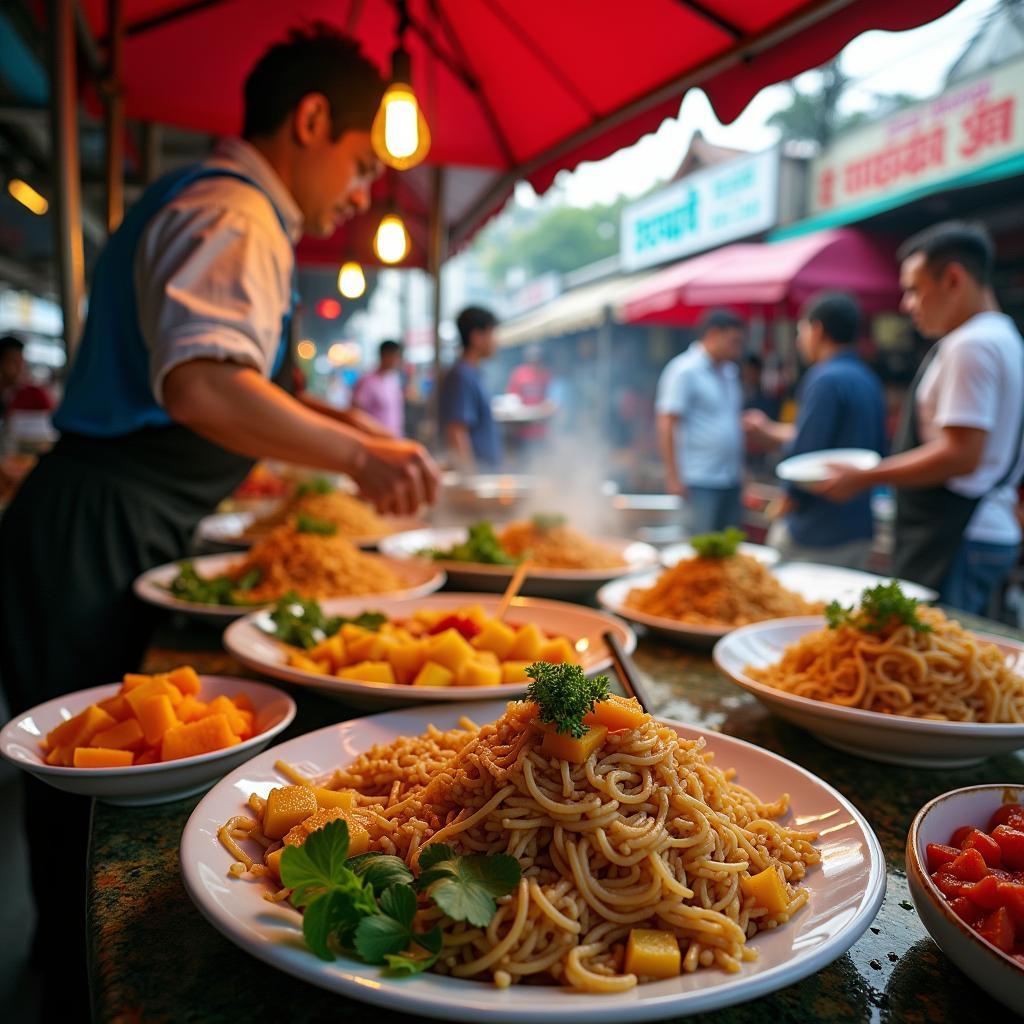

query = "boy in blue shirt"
(744, 292), (886, 568)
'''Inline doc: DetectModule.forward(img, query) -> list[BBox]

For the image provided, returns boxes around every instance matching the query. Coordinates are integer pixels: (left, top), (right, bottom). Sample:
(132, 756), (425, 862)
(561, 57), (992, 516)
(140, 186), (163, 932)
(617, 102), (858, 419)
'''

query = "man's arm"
(656, 412), (686, 497)
(297, 389), (395, 438)
(163, 360), (437, 514)
(742, 409), (796, 448)
(444, 422), (475, 471)
(816, 426), (986, 502)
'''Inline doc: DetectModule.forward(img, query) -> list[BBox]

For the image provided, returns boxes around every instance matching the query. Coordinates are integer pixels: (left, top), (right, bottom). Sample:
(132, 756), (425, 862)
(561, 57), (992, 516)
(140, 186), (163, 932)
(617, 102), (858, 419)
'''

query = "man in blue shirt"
(440, 306), (503, 469)
(744, 292), (886, 568)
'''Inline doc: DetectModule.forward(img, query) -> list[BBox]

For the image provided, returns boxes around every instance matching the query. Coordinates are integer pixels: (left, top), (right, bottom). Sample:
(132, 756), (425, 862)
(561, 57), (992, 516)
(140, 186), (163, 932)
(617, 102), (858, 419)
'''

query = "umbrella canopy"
(77, 0), (960, 253)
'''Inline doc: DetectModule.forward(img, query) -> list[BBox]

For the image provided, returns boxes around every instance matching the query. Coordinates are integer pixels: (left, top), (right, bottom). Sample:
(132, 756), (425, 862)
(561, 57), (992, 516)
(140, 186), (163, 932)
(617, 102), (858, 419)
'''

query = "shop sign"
(620, 148), (779, 271)
(811, 57), (1024, 214)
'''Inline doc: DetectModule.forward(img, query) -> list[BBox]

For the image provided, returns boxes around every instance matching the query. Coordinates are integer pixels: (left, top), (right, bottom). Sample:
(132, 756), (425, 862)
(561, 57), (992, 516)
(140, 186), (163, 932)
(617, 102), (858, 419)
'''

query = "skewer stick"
(495, 560), (531, 621)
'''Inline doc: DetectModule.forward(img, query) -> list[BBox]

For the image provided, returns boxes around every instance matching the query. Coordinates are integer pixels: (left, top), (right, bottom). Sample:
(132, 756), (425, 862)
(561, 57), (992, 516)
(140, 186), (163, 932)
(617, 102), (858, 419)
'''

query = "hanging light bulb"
(371, 42), (431, 170)
(337, 260), (366, 299)
(373, 213), (410, 265)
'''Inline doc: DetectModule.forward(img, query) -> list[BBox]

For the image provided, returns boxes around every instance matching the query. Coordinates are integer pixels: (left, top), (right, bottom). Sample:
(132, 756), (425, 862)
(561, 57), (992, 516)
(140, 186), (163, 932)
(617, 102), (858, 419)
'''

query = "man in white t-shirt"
(819, 222), (1023, 614)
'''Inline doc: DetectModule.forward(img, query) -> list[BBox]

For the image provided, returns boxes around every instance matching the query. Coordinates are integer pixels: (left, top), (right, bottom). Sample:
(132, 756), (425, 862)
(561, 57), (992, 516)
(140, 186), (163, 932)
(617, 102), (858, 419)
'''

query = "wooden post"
(104, 0), (125, 234)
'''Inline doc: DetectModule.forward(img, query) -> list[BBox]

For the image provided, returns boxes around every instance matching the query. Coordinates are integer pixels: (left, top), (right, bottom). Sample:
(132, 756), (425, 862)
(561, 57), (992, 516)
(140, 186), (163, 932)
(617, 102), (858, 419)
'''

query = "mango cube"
(412, 660), (455, 687)
(263, 785), (318, 840)
(426, 629), (475, 674)
(624, 929), (681, 979)
(457, 660), (503, 687)
(500, 661), (534, 684)
(740, 866), (789, 914)
(46, 704), (117, 750)
(386, 640), (429, 685)
(509, 622), (544, 661)
(313, 787), (357, 810)
(341, 661), (396, 685)
(471, 619), (518, 659)
(73, 747), (134, 768)
(540, 723), (607, 763)
(90, 718), (146, 752)
(538, 636), (577, 664)
(166, 666), (202, 696)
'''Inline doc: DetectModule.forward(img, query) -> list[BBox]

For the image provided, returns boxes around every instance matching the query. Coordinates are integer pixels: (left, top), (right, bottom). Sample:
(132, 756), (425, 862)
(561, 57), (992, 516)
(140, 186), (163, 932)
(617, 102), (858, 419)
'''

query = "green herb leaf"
(280, 818), (352, 907)
(825, 581), (932, 635)
(422, 521), (519, 565)
(417, 851), (521, 928)
(347, 853), (415, 895)
(295, 513), (338, 536)
(417, 844), (457, 874)
(166, 561), (264, 607)
(524, 662), (609, 738)
(383, 928), (443, 975)
(354, 912), (414, 964)
(296, 477), (334, 498)
(263, 593), (385, 650)
(531, 512), (567, 532)
(689, 527), (746, 559)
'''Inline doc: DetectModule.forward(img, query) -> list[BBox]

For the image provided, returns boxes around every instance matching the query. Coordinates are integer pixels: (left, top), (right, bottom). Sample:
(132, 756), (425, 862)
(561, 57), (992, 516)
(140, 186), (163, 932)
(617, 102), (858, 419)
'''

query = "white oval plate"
(0, 675), (296, 806)
(224, 593), (636, 709)
(598, 563), (936, 647)
(906, 784), (1024, 1014)
(378, 527), (659, 599)
(133, 552), (446, 622)
(659, 542), (780, 569)
(776, 448), (881, 487)
(196, 510), (427, 550)
(180, 700), (886, 1024)
(713, 617), (1024, 767)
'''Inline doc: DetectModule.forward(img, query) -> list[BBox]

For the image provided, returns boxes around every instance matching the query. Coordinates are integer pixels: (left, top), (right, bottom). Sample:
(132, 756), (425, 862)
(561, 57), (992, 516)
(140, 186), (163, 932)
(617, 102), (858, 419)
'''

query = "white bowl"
(0, 676), (296, 806)
(378, 526), (659, 599)
(906, 784), (1024, 1012)
(133, 552), (446, 621)
(224, 592), (637, 710)
(713, 617), (1024, 767)
(776, 448), (881, 487)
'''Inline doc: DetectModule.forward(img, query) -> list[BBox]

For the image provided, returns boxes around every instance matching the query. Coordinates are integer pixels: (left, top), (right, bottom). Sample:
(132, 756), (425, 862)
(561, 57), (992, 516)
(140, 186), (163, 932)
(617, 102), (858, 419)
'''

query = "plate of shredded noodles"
(379, 518), (659, 599)
(713, 583), (1024, 767)
(181, 685), (884, 1022)
(134, 525), (445, 621)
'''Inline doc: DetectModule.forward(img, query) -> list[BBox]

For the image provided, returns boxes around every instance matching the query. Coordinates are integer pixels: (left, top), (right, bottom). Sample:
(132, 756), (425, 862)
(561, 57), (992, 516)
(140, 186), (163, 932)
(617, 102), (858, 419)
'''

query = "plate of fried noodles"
(181, 684), (884, 1022)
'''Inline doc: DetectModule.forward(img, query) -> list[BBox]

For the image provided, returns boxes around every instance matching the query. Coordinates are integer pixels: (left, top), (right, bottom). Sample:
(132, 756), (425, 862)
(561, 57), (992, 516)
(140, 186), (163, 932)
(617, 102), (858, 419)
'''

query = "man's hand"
(813, 464), (870, 503)
(742, 408), (770, 438)
(351, 437), (440, 515)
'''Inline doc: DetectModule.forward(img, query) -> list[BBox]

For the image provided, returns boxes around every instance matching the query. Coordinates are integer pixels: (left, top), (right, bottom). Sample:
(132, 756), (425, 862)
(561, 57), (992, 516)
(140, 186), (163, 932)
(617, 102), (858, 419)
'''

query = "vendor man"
(818, 222), (1024, 614)
(0, 27), (438, 1015)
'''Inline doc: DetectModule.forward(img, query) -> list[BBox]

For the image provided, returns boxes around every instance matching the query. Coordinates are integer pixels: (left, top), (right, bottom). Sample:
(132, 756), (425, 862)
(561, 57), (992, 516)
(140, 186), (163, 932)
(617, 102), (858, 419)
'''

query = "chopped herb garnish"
(263, 592), (386, 649)
(421, 520), (519, 565)
(825, 581), (932, 634)
(689, 527), (746, 559)
(417, 844), (522, 928)
(524, 661), (609, 738)
(531, 512), (567, 532)
(295, 513), (337, 536)
(167, 561), (264, 606)
(295, 477), (334, 498)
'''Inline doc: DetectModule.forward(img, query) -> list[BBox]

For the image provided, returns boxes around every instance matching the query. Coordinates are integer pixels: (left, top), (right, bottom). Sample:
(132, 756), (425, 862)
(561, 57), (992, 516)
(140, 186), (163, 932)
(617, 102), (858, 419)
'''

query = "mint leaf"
(354, 913), (413, 964)
(379, 883), (417, 927)
(384, 928), (443, 975)
(347, 853), (415, 895)
(417, 844), (457, 875)
(302, 886), (374, 961)
(419, 852), (521, 928)
(280, 819), (351, 907)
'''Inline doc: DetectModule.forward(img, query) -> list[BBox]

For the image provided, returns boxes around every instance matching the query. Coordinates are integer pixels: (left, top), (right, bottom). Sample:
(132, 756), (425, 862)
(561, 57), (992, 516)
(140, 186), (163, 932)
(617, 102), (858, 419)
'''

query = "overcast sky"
(545, 0), (1000, 208)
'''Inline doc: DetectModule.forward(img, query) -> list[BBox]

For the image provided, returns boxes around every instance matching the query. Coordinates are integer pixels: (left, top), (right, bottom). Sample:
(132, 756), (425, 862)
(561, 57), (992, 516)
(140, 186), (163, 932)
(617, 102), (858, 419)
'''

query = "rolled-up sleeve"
(656, 361), (688, 418)
(135, 197), (292, 405)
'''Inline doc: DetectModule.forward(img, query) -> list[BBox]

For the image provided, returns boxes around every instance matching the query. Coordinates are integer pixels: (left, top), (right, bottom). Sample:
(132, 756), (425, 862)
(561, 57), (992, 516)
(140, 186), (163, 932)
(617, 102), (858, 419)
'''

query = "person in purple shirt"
(352, 339), (405, 436)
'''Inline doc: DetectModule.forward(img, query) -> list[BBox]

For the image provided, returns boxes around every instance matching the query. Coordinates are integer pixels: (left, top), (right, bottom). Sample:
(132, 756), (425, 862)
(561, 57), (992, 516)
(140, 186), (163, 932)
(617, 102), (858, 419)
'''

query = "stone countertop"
(88, 617), (1023, 1023)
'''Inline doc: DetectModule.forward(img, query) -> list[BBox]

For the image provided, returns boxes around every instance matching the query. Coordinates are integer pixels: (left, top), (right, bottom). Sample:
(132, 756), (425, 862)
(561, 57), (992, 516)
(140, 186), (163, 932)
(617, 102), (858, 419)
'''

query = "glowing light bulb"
(8, 179), (48, 215)
(296, 340), (316, 361)
(337, 261), (366, 299)
(371, 78), (431, 170)
(373, 214), (410, 265)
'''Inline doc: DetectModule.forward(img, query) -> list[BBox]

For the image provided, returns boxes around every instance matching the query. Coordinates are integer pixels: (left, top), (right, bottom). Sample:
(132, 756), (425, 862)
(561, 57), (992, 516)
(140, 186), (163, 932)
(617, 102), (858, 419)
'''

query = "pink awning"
(618, 228), (901, 323)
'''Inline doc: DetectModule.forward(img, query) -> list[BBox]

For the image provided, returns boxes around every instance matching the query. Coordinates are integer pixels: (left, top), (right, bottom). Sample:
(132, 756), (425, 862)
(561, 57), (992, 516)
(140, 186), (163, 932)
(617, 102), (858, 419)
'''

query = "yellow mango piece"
(263, 785), (318, 840)
(426, 628), (475, 674)
(475, 649), (500, 666)
(500, 660), (534, 684)
(584, 694), (647, 733)
(471, 619), (517, 659)
(232, 692), (254, 712)
(207, 695), (249, 736)
(73, 747), (134, 769)
(287, 652), (321, 673)
(96, 694), (132, 721)
(265, 846), (284, 879)
(341, 661), (396, 685)
(457, 660), (503, 687)
(340, 622), (370, 644)
(386, 640), (429, 685)
(412, 609), (445, 628)
(624, 929), (681, 979)
(166, 666), (202, 696)
(313, 787), (357, 810)
(309, 634), (346, 669)
(740, 866), (790, 914)
(538, 636), (577, 665)
(44, 745), (74, 766)
(159, 713), (239, 762)
(509, 622), (544, 661)
(282, 807), (371, 857)
(176, 695), (208, 723)
(125, 677), (182, 716)
(412, 660), (455, 687)
(134, 748), (159, 765)
(90, 718), (146, 752)
(120, 673), (154, 693)
(345, 633), (382, 663)
(540, 723), (608, 763)
(46, 704), (117, 750)
(136, 694), (179, 746)
(459, 604), (489, 627)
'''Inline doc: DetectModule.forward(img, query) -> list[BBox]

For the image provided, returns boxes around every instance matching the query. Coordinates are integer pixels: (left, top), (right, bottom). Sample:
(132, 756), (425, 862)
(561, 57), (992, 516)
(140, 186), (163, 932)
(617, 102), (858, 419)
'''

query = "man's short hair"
(456, 306), (498, 350)
(897, 221), (994, 287)
(379, 339), (402, 359)
(243, 24), (386, 141)
(698, 308), (745, 335)
(0, 335), (24, 359)
(801, 291), (862, 346)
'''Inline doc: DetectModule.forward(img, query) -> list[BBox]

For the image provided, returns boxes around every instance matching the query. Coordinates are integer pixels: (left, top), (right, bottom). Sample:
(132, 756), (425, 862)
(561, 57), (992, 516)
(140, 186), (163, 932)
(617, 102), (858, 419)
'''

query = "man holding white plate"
(818, 222), (1024, 615)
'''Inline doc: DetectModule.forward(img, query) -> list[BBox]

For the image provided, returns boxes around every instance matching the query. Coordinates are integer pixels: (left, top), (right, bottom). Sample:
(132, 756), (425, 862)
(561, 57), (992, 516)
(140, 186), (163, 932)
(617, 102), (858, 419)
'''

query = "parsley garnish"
(825, 581), (933, 634)
(422, 521), (519, 565)
(524, 661), (609, 738)
(167, 561), (263, 606)
(278, 819), (521, 975)
(295, 513), (338, 536)
(264, 593), (386, 649)
(690, 527), (745, 559)
(531, 512), (567, 532)
(295, 477), (334, 498)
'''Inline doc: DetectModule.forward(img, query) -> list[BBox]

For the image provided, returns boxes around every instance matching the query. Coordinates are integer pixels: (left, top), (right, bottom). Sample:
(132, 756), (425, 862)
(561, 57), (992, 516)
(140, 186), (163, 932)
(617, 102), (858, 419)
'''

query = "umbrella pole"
(428, 166), (447, 447)
(104, 0), (125, 234)
(49, 0), (86, 359)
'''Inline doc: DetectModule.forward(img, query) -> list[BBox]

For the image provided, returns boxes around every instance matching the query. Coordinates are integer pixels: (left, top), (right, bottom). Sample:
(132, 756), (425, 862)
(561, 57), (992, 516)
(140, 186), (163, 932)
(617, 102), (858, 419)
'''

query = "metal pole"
(104, 0), (125, 233)
(141, 122), (162, 184)
(428, 166), (447, 447)
(49, 0), (86, 358)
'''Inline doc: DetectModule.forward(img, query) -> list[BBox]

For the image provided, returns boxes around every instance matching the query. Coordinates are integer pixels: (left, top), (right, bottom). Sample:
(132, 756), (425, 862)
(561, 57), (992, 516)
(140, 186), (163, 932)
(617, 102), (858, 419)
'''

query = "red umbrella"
(78, 0), (960, 250)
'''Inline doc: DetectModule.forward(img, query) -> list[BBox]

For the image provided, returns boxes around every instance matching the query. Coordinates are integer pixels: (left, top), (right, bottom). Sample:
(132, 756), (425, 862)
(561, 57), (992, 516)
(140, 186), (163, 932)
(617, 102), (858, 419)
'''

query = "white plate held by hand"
(776, 448), (880, 487)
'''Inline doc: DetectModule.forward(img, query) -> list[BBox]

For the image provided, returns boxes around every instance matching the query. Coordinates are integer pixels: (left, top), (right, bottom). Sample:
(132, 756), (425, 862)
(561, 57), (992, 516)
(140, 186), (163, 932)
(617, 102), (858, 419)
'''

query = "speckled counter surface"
(89, 616), (1024, 1023)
